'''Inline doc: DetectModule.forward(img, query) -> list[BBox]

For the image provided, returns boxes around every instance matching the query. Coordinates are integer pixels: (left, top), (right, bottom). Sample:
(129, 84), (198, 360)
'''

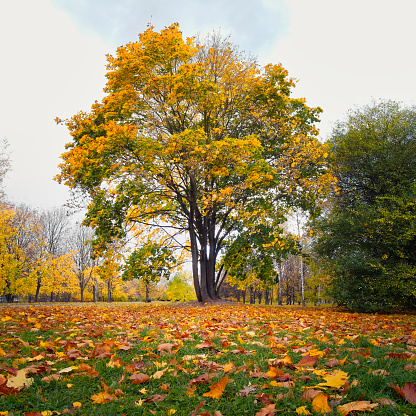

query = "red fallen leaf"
(255, 393), (274, 407)
(190, 373), (218, 386)
(143, 394), (166, 403)
(0, 374), (6, 386)
(24, 412), (43, 416)
(390, 382), (416, 404)
(296, 354), (319, 367)
(385, 352), (411, 360)
(0, 384), (19, 396)
(276, 373), (292, 381)
(325, 359), (340, 368)
(129, 373), (150, 384)
(0, 367), (18, 376)
(298, 376), (312, 381)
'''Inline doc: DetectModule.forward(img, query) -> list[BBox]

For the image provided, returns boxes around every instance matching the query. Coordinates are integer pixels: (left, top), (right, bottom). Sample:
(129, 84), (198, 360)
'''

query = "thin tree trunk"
(300, 256), (305, 307)
(317, 284), (321, 306)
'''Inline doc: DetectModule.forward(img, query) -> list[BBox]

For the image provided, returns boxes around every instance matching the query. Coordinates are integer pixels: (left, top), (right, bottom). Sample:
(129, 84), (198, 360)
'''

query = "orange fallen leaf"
(266, 366), (283, 379)
(91, 391), (115, 404)
(130, 373), (150, 385)
(157, 343), (177, 354)
(337, 400), (378, 415)
(296, 354), (318, 367)
(203, 375), (229, 400)
(255, 403), (276, 416)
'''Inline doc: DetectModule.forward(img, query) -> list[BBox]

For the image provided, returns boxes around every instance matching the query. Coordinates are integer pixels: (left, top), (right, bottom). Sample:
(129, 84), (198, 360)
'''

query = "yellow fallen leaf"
(72, 402), (82, 408)
(6, 369), (33, 390)
(295, 406), (312, 415)
(152, 369), (166, 379)
(223, 362), (234, 372)
(317, 370), (349, 389)
(312, 393), (332, 413)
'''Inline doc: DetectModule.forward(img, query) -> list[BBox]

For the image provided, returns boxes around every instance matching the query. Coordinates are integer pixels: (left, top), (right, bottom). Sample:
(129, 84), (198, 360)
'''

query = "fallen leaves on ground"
(0, 303), (415, 414)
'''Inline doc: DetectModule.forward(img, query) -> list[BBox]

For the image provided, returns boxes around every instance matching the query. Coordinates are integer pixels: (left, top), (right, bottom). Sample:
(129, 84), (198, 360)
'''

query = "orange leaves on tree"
(203, 375), (229, 400)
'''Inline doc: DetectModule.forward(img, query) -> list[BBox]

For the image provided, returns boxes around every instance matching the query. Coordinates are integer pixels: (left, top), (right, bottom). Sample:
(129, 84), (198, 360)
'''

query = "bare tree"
(70, 224), (98, 302)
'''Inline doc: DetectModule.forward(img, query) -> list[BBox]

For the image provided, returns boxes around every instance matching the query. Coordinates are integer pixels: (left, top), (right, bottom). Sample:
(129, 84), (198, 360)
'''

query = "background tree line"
(2, 23), (415, 311)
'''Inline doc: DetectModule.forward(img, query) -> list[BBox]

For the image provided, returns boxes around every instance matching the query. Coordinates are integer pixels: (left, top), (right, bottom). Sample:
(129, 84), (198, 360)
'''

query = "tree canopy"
(312, 100), (416, 312)
(56, 23), (332, 302)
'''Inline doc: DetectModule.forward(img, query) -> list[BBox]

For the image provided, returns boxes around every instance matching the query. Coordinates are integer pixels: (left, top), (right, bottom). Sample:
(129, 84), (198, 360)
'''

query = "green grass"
(0, 303), (415, 415)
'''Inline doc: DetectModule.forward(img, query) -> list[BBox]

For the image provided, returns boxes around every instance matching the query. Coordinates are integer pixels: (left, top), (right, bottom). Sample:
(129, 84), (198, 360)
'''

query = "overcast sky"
(1, 0), (415, 210)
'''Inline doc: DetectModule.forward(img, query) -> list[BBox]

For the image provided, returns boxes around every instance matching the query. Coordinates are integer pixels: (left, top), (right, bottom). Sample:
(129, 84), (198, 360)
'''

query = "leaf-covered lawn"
(0, 303), (415, 415)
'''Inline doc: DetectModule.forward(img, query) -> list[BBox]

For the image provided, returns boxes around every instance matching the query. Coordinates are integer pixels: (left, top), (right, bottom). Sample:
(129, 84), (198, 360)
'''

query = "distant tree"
(56, 23), (333, 303)
(166, 272), (196, 302)
(312, 100), (416, 311)
(121, 241), (176, 302)
(70, 224), (98, 302)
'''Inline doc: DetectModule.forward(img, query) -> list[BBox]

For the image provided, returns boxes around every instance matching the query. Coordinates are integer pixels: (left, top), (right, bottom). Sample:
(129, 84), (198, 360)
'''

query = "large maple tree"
(56, 24), (332, 302)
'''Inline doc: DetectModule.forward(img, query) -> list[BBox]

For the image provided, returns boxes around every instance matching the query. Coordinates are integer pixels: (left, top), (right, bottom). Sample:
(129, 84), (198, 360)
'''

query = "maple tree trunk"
(189, 211), (202, 302)
(35, 275), (41, 303)
(107, 280), (112, 303)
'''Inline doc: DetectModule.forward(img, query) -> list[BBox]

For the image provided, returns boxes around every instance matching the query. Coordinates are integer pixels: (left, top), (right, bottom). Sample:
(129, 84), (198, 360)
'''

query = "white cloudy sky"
(1, 0), (415, 210)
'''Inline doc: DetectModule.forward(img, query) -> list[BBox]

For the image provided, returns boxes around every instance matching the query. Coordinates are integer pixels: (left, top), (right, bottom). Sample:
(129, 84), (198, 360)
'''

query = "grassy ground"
(0, 303), (415, 415)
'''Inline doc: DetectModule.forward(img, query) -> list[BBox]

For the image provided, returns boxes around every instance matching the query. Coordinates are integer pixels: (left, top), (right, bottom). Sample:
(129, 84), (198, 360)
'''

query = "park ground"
(0, 303), (416, 415)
